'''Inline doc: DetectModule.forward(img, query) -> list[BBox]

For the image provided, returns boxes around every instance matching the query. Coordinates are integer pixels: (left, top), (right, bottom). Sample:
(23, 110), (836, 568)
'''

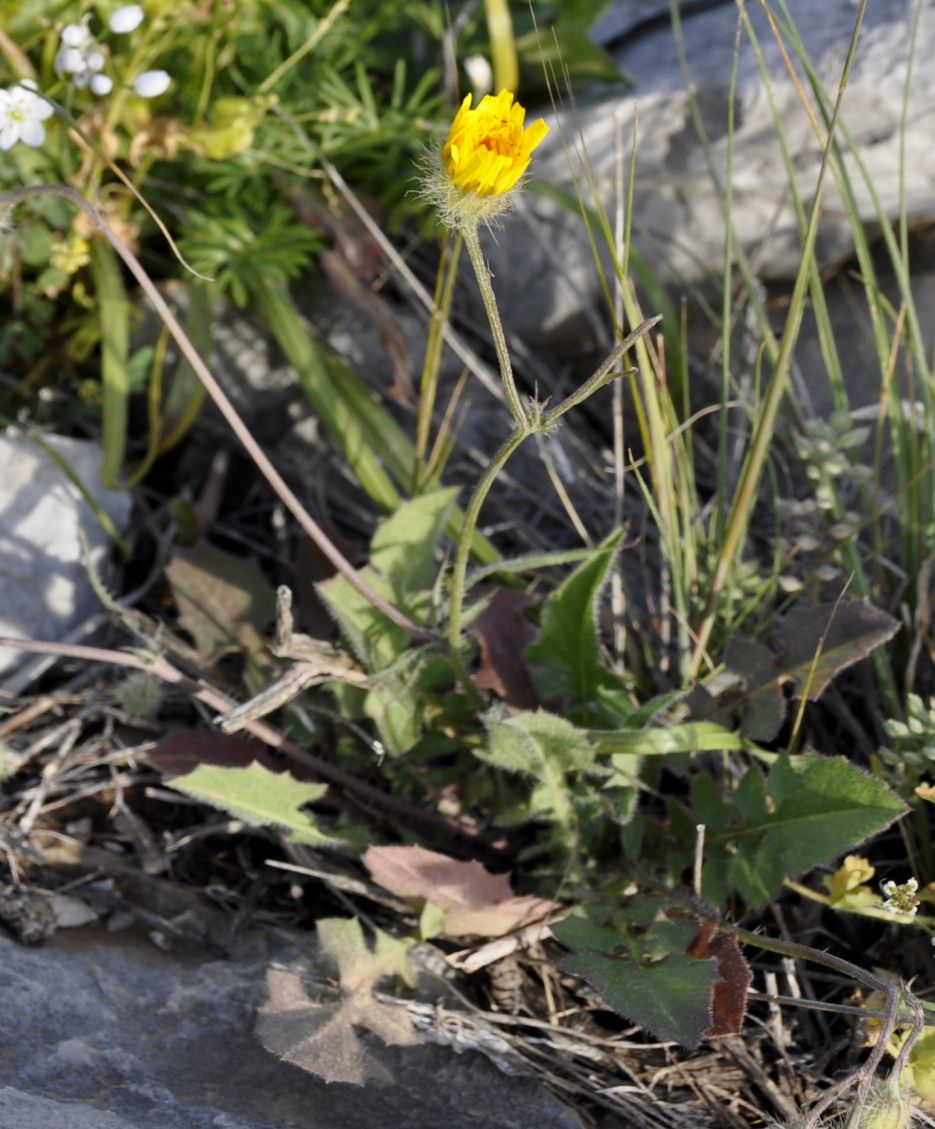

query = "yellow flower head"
(443, 90), (548, 198)
(423, 90), (548, 229)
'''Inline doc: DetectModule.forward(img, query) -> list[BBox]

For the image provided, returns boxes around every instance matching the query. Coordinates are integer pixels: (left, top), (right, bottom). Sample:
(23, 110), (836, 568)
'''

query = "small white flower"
(109, 5), (145, 34)
(880, 876), (921, 916)
(55, 18), (108, 92)
(61, 19), (94, 50)
(0, 81), (54, 149)
(89, 74), (113, 96)
(132, 70), (170, 98)
(56, 47), (87, 75)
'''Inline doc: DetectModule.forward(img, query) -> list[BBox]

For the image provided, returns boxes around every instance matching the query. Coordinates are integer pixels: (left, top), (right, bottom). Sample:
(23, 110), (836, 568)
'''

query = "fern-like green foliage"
(178, 209), (322, 308)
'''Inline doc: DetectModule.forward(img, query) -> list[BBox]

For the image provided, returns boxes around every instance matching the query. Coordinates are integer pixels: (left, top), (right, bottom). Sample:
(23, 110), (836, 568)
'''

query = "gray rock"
(0, 925), (582, 1129)
(0, 432), (132, 686)
(487, 0), (935, 345)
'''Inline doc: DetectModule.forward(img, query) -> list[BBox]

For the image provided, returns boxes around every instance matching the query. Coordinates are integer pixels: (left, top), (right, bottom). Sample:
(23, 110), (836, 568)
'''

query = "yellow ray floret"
(442, 90), (549, 198)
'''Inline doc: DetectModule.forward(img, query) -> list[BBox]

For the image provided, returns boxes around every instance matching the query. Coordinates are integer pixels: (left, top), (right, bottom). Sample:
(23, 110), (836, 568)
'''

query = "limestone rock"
(0, 925), (582, 1129)
(487, 0), (935, 345)
(0, 433), (132, 688)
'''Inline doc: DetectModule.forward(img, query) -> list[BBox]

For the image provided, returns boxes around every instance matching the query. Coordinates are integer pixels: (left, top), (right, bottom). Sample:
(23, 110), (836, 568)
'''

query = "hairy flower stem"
(730, 924), (926, 1129)
(445, 315), (663, 700)
(461, 220), (528, 429)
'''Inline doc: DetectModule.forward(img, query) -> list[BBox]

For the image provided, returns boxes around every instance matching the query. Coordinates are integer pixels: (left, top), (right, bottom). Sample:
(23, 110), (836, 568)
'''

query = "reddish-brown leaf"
(363, 844), (560, 938)
(471, 588), (540, 709)
(687, 922), (751, 1037)
(147, 728), (284, 778)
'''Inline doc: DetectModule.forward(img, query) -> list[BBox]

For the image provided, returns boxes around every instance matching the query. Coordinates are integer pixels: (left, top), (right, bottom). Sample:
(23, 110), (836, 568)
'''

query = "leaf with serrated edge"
(167, 761), (341, 847)
(706, 755), (906, 906)
(560, 949), (717, 1048)
(524, 528), (625, 705)
(317, 567), (409, 672)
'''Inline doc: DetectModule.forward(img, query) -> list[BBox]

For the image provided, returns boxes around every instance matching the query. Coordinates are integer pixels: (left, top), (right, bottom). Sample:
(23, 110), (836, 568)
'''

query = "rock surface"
(488, 0), (935, 346)
(0, 433), (132, 690)
(0, 924), (582, 1129)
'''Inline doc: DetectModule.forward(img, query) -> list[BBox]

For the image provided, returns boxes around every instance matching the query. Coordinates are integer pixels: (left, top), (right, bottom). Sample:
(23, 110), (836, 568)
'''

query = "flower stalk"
(461, 220), (527, 428)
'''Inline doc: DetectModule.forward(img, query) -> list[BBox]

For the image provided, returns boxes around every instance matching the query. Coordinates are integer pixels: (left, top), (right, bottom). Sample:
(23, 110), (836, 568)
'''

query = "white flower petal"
(61, 22), (92, 48)
(109, 5), (144, 34)
(90, 74), (113, 96)
(86, 50), (105, 72)
(132, 70), (171, 98)
(19, 119), (45, 147)
(0, 123), (20, 149)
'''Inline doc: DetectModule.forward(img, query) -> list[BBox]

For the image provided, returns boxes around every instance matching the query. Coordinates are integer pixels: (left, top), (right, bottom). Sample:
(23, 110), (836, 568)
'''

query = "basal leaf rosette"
(424, 89), (548, 229)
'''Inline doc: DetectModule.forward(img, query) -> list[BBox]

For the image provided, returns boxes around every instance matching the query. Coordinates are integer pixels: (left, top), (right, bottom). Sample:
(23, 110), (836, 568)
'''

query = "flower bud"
(109, 5), (145, 34)
(133, 70), (171, 98)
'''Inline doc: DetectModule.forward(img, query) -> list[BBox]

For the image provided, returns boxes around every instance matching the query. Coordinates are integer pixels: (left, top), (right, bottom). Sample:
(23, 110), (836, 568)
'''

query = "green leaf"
(592, 721), (765, 757)
(91, 239), (129, 489)
(479, 709), (596, 775)
(705, 755), (907, 906)
(167, 761), (341, 847)
(370, 487), (458, 595)
(477, 709), (596, 832)
(317, 567), (411, 671)
(465, 546), (598, 591)
(559, 949), (716, 1048)
(524, 529), (625, 706)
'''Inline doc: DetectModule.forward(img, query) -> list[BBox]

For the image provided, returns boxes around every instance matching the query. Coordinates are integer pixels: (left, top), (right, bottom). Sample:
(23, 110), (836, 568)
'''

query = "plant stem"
(444, 315), (663, 700)
(447, 424), (530, 698)
(543, 317), (662, 427)
(461, 220), (528, 429)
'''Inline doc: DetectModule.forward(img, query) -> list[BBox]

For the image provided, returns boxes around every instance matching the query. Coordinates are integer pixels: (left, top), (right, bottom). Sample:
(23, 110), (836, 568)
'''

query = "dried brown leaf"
(255, 919), (419, 1086)
(147, 728), (282, 777)
(687, 922), (751, 1038)
(471, 589), (540, 710)
(165, 541), (276, 665)
(363, 845), (560, 939)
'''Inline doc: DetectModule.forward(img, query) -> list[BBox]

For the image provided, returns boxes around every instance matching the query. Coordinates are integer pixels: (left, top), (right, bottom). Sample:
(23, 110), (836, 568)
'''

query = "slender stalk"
(443, 315), (662, 699)
(689, 0), (866, 675)
(447, 425), (530, 698)
(543, 317), (662, 427)
(0, 184), (433, 643)
(461, 220), (528, 429)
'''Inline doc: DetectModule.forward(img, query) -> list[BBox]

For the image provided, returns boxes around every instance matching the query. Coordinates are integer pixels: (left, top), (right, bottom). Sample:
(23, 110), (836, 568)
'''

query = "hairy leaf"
(369, 487), (458, 595)
(524, 529), (625, 708)
(560, 948), (716, 1048)
(167, 761), (342, 847)
(703, 755), (906, 906)
(686, 923), (751, 1037)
